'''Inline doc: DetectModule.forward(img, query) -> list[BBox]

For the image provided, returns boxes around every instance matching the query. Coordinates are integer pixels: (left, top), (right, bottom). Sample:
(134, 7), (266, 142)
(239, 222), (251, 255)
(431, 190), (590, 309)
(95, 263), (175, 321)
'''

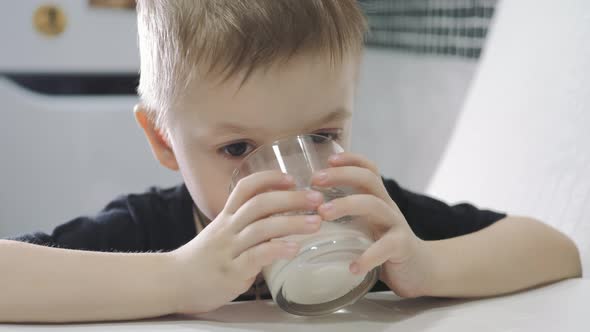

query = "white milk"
(264, 217), (374, 305)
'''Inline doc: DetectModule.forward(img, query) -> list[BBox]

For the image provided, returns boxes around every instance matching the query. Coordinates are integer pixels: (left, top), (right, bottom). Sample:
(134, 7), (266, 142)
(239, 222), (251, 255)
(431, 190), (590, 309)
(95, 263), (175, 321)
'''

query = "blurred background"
(0, 0), (498, 238)
(2, 0), (589, 278)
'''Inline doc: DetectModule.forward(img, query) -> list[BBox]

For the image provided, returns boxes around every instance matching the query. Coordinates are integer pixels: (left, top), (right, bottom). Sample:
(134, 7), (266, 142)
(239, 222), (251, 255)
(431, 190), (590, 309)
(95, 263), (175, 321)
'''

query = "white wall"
(0, 1), (176, 238)
(353, 49), (478, 192)
(0, 79), (180, 238)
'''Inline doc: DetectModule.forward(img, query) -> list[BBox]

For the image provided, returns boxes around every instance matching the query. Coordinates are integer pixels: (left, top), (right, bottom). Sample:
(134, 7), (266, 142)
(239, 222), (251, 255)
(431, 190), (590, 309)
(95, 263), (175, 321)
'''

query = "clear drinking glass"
(229, 134), (379, 316)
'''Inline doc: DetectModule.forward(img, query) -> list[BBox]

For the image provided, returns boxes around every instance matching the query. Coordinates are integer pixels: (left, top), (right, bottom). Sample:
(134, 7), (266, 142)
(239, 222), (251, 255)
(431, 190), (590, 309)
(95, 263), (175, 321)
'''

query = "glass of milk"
(229, 134), (380, 316)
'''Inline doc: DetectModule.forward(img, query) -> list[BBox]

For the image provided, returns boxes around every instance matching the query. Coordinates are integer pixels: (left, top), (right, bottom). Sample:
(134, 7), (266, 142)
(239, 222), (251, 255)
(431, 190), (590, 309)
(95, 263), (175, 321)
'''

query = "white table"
(2, 279), (588, 331)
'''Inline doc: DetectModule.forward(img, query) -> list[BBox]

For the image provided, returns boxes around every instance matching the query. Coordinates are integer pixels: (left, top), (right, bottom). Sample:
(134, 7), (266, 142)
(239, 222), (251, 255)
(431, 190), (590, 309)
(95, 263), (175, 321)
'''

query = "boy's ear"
(134, 104), (180, 171)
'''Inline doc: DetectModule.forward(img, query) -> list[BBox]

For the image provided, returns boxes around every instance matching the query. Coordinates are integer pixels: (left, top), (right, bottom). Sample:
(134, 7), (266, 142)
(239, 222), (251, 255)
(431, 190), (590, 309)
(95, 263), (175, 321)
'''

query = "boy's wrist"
(411, 239), (441, 297)
(161, 248), (209, 315)
(383, 238), (440, 298)
(420, 238), (466, 298)
(420, 240), (444, 297)
(146, 251), (182, 315)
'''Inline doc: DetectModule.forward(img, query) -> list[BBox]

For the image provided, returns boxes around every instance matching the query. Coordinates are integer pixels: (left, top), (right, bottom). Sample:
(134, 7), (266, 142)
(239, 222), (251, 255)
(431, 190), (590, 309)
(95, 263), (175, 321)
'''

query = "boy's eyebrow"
(209, 108), (352, 136)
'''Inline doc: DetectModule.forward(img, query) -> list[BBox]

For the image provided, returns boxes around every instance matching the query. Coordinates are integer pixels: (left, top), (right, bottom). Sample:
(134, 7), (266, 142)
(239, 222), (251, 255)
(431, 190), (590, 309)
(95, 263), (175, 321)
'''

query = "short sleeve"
(382, 177), (507, 240)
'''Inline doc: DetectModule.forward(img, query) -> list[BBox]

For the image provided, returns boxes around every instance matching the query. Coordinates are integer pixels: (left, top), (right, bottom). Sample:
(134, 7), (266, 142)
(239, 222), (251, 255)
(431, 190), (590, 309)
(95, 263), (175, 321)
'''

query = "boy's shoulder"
(382, 177), (507, 240)
(9, 184), (196, 252)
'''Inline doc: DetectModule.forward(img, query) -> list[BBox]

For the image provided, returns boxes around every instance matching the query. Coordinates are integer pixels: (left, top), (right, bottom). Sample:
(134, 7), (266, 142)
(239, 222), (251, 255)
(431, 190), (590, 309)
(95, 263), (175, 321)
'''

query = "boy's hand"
(311, 152), (434, 298)
(169, 171), (325, 314)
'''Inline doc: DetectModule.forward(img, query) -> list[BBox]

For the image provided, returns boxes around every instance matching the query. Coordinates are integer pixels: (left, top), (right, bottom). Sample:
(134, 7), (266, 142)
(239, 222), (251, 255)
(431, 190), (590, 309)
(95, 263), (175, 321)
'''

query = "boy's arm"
(309, 153), (581, 298)
(426, 216), (582, 297)
(0, 239), (178, 323)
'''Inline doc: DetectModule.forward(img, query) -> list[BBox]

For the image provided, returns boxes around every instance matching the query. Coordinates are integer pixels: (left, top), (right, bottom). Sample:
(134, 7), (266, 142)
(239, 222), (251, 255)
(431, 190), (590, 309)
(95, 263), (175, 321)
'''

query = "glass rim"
(229, 133), (338, 192)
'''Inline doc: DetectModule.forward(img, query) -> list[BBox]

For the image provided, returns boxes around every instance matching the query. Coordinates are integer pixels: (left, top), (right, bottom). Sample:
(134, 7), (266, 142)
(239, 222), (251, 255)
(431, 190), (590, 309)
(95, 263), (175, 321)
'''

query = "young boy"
(0, 0), (581, 323)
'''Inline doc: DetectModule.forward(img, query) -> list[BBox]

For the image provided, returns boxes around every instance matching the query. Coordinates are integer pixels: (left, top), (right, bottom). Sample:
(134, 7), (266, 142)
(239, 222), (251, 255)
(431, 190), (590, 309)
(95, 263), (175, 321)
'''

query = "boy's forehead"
(173, 55), (359, 137)
(208, 108), (352, 136)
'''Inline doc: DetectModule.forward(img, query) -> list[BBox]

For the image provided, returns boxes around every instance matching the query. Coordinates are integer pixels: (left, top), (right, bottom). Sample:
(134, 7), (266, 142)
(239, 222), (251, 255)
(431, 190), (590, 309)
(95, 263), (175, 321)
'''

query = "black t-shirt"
(9, 178), (506, 300)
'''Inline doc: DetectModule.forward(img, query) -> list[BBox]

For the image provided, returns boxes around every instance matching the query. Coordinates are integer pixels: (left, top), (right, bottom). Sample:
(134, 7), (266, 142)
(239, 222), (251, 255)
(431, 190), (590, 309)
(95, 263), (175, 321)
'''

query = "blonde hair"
(136, 0), (367, 130)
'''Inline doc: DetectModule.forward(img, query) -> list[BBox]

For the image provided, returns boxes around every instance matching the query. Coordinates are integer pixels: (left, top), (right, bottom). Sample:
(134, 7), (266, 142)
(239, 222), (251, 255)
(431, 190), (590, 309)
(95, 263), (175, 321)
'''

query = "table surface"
(2, 279), (588, 332)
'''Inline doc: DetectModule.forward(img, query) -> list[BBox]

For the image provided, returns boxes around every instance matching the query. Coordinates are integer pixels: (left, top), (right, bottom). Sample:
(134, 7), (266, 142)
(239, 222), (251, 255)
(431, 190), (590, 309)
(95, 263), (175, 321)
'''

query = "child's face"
(140, 54), (359, 221)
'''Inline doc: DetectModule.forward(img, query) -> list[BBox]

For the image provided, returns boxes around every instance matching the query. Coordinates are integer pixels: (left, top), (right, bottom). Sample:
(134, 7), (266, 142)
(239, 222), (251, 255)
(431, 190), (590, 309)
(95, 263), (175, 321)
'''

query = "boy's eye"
(313, 131), (342, 143)
(219, 131), (341, 159)
(221, 142), (255, 158)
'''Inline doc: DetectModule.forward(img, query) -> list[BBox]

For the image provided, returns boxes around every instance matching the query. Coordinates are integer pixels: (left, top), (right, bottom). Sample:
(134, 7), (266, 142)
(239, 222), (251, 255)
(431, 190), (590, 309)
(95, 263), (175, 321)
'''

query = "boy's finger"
(327, 152), (380, 175)
(311, 166), (391, 203)
(230, 190), (323, 231)
(225, 170), (294, 214)
(317, 194), (403, 230)
(233, 214), (322, 256)
(234, 240), (300, 279)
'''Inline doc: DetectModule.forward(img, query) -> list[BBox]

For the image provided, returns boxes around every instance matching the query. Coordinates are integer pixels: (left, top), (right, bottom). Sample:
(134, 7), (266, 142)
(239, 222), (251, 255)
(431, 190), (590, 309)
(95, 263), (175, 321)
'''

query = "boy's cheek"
(182, 172), (231, 220)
